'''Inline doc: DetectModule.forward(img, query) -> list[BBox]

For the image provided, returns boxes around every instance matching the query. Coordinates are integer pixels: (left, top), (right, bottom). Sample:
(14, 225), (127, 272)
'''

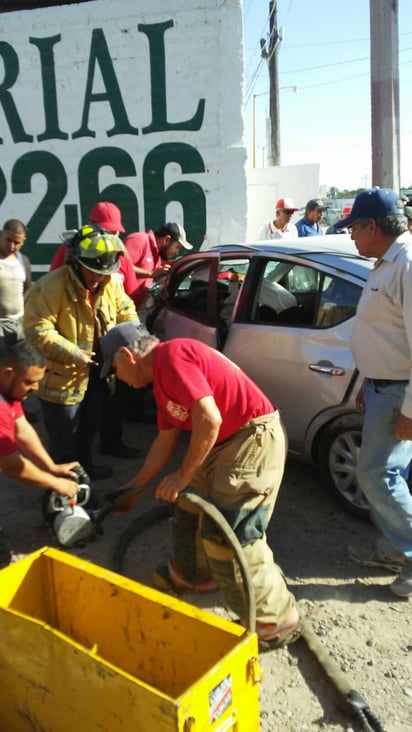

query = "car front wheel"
(318, 423), (370, 520)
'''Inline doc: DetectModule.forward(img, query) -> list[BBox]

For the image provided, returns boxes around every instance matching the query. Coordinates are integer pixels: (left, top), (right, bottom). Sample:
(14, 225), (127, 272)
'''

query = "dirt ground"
(1, 413), (411, 732)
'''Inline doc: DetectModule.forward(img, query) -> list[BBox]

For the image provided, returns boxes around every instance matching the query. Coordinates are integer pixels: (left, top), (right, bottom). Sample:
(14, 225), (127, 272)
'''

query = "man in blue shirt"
(296, 199), (328, 237)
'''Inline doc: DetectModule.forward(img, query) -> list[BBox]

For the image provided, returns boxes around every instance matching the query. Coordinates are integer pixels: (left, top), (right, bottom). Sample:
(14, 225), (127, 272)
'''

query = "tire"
(318, 423), (370, 521)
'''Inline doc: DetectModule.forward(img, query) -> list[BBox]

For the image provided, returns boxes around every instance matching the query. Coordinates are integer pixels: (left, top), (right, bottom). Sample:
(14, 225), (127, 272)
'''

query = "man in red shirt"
(124, 223), (193, 308)
(0, 341), (80, 565)
(100, 323), (299, 647)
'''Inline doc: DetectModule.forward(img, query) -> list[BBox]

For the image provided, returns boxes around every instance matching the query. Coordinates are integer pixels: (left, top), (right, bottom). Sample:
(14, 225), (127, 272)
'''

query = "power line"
(280, 46), (412, 75)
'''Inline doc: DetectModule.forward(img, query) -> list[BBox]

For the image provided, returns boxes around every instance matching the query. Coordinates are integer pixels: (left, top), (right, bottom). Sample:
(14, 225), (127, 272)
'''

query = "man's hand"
(155, 470), (189, 503)
(52, 477), (79, 499)
(109, 488), (142, 514)
(152, 263), (171, 278)
(51, 461), (81, 479)
(79, 349), (98, 366)
(395, 413), (412, 440)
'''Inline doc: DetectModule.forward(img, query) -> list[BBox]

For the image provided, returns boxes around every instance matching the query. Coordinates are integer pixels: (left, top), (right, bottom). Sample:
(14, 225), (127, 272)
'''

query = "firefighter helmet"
(70, 224), (125, 275)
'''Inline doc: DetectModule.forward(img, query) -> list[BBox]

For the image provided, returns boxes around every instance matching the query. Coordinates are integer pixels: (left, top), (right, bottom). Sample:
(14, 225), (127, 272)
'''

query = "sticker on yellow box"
(209, 673), (233, 723)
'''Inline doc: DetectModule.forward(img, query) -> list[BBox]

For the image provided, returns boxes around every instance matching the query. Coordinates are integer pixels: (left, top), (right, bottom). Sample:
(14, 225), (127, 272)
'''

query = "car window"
(316, 275), (361, 327)
(166, 257), (249, 325)
(254, 261), (319, 326)
(247, 259), (362, 329)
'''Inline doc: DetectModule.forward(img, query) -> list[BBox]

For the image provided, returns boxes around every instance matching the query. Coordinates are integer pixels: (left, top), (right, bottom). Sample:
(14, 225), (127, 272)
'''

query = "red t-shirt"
(153, 339), (274, 443)
(0, 398), (23, 456)
(124, 230), (161, 308)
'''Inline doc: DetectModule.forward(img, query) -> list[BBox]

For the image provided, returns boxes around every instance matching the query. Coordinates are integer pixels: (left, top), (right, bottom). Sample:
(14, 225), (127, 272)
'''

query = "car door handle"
(308, 362), (346, 376)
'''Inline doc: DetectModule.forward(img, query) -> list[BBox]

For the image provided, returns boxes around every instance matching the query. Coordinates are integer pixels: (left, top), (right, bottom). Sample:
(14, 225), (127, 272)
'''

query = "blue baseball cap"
(100, 321), (150, 378)
(336, 188), (405, 229)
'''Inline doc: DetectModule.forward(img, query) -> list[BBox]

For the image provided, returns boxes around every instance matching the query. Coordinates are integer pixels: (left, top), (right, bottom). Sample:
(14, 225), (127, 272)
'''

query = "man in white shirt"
(336, 188), (412, 598)
(0, 220), (30, 347)
(259, 198), (299, 240)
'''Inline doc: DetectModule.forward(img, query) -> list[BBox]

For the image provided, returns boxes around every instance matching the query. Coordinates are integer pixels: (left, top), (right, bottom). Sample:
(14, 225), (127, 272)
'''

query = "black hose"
(112, 503), (174, 574)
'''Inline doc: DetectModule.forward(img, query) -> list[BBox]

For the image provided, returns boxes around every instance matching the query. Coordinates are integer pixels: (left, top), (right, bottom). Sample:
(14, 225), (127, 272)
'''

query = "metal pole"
(268, 1), (280, 165)
(370, 0), (400, 190)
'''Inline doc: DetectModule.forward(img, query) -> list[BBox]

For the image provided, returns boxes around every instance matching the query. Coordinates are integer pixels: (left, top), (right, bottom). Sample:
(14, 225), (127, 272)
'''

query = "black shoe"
(100, 444), (141, 459)
(142, 413), (157, 425)
(82, 462), (113, 480)
(0, 527), (11, 569)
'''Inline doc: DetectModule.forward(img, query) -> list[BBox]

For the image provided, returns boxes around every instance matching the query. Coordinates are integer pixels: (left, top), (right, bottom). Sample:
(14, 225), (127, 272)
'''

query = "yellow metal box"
(0, 547), (261, 731)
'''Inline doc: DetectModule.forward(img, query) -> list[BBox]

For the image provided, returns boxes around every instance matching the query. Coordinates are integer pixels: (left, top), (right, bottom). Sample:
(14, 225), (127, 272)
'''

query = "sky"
(242, 0), (412, 193)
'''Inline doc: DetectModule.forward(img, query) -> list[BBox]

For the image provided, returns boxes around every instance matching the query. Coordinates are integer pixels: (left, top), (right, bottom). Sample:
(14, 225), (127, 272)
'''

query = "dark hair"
(0, 341), (45, 370)
(2, 219), (26, 235)
(154, 224), (176, 240)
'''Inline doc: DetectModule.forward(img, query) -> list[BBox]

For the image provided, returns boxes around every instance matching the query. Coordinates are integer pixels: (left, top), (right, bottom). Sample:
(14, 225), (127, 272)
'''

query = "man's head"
(154, 223), (193, 260)
(100, 322), (159, 387)
(336, 188), (407, 257)
(275, 197), (298, 226)
(89, 202), (125, 234)
(0, 219), (26, 258)
(0, 341), (45, 402)
(69, 224), (126, 290)
(305, 199), (328, 224)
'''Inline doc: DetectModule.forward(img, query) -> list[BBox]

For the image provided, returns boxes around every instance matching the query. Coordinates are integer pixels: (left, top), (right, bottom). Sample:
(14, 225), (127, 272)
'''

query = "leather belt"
(366, 378), (409, 387)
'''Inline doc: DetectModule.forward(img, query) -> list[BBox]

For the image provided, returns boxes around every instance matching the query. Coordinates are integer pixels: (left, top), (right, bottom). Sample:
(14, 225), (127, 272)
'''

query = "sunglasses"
(281, 209), (295, 215)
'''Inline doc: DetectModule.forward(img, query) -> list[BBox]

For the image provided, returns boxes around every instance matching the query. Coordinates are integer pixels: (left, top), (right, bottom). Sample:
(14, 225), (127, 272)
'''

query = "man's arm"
(156, 396), (222, 503)
(0, 450), (79, 497)
(15, 416), (61, 472)
(111, 428), (180, 513)
(133, 263), (171, 279)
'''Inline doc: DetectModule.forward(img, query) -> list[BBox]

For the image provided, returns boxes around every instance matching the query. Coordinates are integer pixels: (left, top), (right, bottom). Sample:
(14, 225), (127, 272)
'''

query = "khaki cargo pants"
(174, 411), (296, 625)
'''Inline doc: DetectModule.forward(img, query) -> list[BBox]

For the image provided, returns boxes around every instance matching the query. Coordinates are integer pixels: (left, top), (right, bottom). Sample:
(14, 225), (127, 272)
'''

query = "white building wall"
(0, 0), (246, 271)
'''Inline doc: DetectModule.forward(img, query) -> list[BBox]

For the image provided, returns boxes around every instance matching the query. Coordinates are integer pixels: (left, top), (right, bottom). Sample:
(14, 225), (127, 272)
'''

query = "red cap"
(89, 202), (125, 233)
(342, 205), (352, 216)
(276, 197), (299, 212)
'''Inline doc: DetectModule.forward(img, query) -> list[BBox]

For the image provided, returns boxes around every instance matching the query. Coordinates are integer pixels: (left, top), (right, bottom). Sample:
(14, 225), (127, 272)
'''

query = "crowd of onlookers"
(259, 193), (412, 240)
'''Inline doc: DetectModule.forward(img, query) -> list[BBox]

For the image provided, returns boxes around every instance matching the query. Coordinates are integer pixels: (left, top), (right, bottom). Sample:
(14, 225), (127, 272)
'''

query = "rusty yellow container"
(0, 547), (261, 731)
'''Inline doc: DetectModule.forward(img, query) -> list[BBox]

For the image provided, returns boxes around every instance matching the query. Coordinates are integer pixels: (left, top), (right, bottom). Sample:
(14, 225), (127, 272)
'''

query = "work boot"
(390, 562), (412, 598)
(153, 559), (219, 594)
(100, 443), (141, 459)
(347, 540), (405, 573)
(81, 461), (113, 481)
(256, 606), (301, 648)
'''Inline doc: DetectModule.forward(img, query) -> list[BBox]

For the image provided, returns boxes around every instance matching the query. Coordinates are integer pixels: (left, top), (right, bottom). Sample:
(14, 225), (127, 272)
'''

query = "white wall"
(0, 0), (246, 271)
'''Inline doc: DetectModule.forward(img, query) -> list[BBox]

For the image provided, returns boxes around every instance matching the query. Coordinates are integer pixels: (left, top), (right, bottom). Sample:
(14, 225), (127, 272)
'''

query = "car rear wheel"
(318, 424), (370, 520)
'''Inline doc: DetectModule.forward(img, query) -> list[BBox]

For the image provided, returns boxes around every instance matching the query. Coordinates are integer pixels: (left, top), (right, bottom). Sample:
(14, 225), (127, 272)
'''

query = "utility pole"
(370, 0), (400, 190)
(268, 1), (280, 165)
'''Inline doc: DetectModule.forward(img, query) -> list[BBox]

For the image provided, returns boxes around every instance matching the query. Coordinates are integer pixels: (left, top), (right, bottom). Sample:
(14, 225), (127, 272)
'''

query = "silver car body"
(151, 236), (374, 503)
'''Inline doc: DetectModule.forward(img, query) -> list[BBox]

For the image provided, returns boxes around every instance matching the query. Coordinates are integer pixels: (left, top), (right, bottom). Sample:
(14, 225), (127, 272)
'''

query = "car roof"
(203, 235), (374, 280)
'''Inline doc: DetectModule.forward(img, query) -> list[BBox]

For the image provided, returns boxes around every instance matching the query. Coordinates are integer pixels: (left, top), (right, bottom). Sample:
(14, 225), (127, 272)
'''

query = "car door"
(224, 255), (363, 453)
(152, 252), (250, 349)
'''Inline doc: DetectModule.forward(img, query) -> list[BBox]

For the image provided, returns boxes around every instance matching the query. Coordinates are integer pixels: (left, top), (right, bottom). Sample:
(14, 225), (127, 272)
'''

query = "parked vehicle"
(148, 236), (374, 519)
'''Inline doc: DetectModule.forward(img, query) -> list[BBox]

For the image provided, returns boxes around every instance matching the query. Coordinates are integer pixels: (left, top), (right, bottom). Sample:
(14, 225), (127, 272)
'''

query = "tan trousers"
(173, 411), (296, 625)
